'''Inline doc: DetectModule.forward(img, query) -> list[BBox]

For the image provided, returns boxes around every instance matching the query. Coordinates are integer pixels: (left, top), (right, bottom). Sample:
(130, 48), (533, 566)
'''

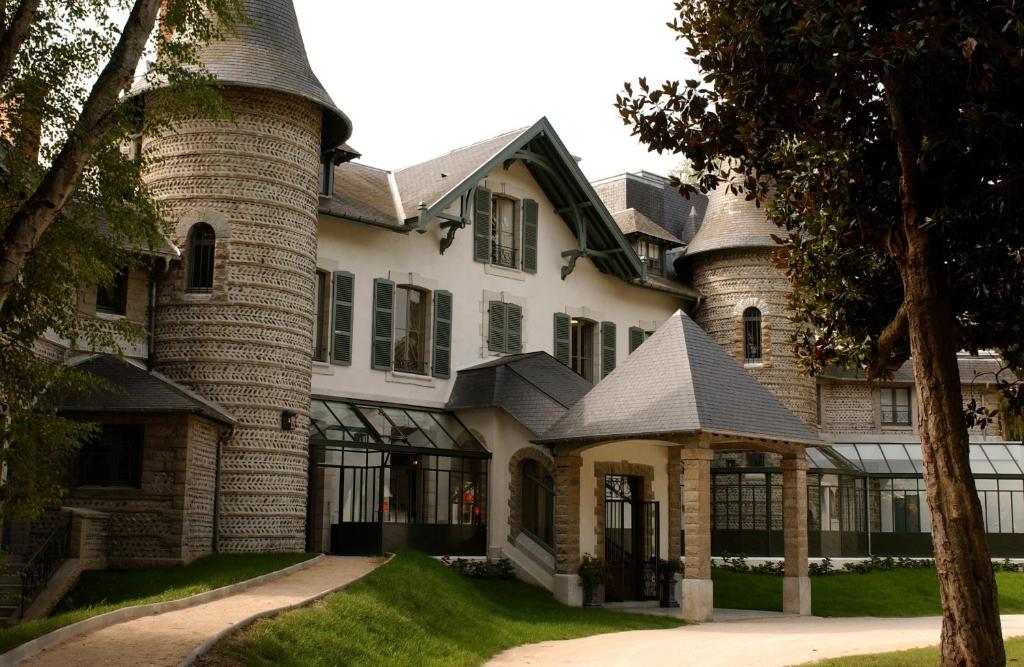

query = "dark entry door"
(605, 475), (662, 601)
(332, 464), (383, 555)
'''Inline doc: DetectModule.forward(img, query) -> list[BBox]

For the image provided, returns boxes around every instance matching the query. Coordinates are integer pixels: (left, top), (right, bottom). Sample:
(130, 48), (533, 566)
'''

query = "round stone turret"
(140, 0), (346, 551)
(685, 185), (817, 426)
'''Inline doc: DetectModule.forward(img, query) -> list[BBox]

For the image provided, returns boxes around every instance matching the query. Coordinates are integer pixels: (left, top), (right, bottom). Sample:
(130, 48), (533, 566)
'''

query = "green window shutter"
(371, 278), (395, 370)
(330, 271), (354, 365)
(553, 312), (571, 366)
(522, 198), (539, 273)
(487, 300), (507, 353)
(628, 326), (645, 354)
(506, 303), (523, 354)
(601, 321), (617, 378)
(473, 186), (492, 263)
(432, 290), (453, 379)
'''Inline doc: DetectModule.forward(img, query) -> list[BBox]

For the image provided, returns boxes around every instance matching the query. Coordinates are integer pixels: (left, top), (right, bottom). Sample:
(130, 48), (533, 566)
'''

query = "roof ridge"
(337, 161), (392, 175)
(505, 362), (580, 411)
(393, 126), (531, 174)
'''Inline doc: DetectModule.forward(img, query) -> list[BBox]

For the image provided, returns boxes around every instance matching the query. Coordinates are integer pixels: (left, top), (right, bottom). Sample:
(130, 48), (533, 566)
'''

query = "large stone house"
(18, 0), (1021, 623)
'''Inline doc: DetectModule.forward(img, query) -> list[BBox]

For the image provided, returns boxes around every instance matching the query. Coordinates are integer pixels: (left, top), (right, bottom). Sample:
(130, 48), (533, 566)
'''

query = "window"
(394, 285), (429, 375)
(633, 238), (663, 275)
(628, 326), (654, 353)
(96, 270), (128, 316)
(313, 270), (330, 362)
(186, 223), (215, 293)
(319, 152), (335, 196)
(521, 460), (554, 547)
(487, 300), (523, 354)
(743, 307), (762, 364)
(75, 424), (143, 488)
(881, 387), (912, 425)
(816, 384), (824, 426)
(570, 318), (595, 382)
(490, 197), (518, 268)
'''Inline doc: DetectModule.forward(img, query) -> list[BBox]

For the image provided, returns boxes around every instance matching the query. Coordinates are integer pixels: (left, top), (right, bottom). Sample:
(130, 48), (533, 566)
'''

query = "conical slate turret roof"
(684, 184), (780, 258)
(536, 310), (820, 446)
(135, 0), (351, 148)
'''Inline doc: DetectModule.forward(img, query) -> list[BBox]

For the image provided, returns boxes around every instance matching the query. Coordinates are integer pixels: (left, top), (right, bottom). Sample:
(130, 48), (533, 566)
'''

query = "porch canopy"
(535, 309), (821, 620)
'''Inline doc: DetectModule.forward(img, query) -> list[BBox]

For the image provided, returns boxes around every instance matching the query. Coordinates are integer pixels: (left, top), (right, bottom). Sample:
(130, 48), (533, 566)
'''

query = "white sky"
(294, 0), (699, 180)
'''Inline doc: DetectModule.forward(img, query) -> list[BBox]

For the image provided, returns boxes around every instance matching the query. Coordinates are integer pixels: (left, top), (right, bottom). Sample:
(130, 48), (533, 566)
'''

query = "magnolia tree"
(0, 0), (241, 516)
(617, 2), (1023, 665)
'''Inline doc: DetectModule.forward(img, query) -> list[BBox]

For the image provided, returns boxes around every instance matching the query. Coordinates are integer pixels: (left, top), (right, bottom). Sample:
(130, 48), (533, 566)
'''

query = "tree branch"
(866, 300), (910, 380)
(0, 0), (163, 314)
(0, 0), (39, 87)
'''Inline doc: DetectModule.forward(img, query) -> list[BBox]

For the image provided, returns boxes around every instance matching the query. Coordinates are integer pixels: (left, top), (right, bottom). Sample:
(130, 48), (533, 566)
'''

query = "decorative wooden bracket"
(560, 247), (621, 280)
(437, 191), (472, 255)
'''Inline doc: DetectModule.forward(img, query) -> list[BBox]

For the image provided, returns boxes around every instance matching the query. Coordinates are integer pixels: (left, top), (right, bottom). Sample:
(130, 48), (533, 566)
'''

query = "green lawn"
(802, 637), (1024, 665)
(0, 552), (314, 655)
(713, 568), (1024, 617)
(200, 550), (683, 667)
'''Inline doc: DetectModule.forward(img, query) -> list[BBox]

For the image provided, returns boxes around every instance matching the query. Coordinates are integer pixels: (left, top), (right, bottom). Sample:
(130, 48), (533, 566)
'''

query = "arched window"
(521, 459), (554, 547)
(186, 223), (215, 293)
(743, 307), (762, 364)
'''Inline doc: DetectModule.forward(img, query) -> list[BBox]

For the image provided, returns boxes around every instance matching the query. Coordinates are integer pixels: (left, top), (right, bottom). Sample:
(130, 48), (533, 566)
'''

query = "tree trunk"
(903, 224), (1005, 666)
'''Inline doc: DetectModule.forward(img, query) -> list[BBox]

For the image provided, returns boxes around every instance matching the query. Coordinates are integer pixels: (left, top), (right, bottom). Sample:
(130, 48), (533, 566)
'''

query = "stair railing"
(19, 511), (71, 616)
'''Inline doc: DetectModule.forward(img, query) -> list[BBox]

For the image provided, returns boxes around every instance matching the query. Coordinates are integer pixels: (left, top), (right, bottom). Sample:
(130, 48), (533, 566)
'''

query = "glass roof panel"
(853, 444), (890, 473)
(311, 399), (488, 453)
(968, 445), (996, 474)
(1008, 443), (1024, 471)
(978, 444), (1023, 475)
(812, 447), (862, 472)
(880, 444), (916, 473)
(904, 443), (926, 473)
(830, 444), (862, 468)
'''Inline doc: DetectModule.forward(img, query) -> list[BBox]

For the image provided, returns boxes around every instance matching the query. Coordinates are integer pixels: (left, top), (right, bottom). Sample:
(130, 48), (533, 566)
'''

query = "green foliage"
(0, 0), (244, 518)
(0, 552), (313, 653)
(207, 551), (682, 667)
(439, 556), (516, 580)
(577, 552), (607, 586)
(615, 0), (1024, 395)
(712, 566), (1024, 617)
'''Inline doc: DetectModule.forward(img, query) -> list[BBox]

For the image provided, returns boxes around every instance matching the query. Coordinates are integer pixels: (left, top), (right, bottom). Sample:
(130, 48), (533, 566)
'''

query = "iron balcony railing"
(19, 511), (71, 616)
(881, 407), (911, 425)
(491, 244), (517, 269)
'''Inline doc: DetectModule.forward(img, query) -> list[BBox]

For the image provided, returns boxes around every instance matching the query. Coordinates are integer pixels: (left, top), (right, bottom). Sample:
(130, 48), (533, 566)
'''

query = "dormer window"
(633, 238), (663, 275)
(96, 270), (128, 316)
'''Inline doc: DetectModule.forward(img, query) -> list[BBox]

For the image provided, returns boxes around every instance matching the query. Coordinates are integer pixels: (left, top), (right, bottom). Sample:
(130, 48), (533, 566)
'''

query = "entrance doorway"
(604, 474), (659, 601)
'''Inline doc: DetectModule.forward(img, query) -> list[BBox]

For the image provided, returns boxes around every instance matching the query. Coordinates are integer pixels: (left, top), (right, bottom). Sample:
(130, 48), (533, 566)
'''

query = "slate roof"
(58, 354), (235, 425)
(611, 208), (684, 246)
(321, 162), (400, 228)
(393, 129), (526, 221)
(685, 183), (781, 258)
(537, 310), (821, 446)
(446, 352), (592, 437)
(132, 0), (351, 148)
(823, 353), (1018, 385)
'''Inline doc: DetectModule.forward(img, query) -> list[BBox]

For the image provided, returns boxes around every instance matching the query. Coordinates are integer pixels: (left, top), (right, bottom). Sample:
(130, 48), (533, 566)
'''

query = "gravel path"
(22, 556), (382, 667)
(488, 614), (1024, 666)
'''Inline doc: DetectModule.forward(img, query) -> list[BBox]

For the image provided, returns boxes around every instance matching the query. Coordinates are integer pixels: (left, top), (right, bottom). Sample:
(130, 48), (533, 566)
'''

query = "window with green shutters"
(553, 312), (571, 366)
(487, 300), (523, 354)
(371, 278), (395, 370)
(628, 326), (654, 354)
(330, 271), (354, 365)
(601, 321), (616, 378)
(473, 186), (492, 263)
(522, 198), (538, 273)
(432, 290), (453, 378)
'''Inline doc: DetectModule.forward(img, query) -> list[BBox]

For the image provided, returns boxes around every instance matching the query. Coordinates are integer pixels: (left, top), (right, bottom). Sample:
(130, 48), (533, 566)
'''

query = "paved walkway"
(488, 614), (1024, 666)
(23, 556), (382, 667)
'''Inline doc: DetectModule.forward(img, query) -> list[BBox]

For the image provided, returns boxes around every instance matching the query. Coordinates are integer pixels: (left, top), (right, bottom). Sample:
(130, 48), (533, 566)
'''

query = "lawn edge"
(179, 552), (394, 667)
(0, 553), (323, 667)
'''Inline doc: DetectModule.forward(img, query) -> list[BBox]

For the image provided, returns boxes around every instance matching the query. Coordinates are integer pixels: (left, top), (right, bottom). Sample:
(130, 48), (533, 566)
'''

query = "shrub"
(439, 556), (516, 580)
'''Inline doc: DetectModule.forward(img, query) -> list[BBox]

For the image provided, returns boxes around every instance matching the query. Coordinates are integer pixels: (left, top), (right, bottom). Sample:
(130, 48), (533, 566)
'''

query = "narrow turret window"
(186, 223), (215, 293)
(743, 307), (762, 364)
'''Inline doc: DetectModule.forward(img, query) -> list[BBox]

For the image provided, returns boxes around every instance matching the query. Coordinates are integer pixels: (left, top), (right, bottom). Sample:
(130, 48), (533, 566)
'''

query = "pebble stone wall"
(691, 248), (817, 426)
(144, 89), (321, 552)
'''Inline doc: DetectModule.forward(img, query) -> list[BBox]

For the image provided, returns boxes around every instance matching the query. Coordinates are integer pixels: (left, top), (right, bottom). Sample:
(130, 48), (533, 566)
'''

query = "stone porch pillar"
(680, 447), (713, 622)
(782, 454), (811, 615)
(552, 453), (582, 606)
(667, 452), (683, 563)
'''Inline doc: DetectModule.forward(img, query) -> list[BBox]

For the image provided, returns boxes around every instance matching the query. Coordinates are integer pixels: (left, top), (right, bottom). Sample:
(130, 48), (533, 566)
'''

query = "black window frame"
(96, 269), (129, 316)
(186, 223), (215, 294)
(743, 307), (763, 364)
(393, 284), (430, 376)
(521, 460), (554, 548)
(74, 424), (144, 488)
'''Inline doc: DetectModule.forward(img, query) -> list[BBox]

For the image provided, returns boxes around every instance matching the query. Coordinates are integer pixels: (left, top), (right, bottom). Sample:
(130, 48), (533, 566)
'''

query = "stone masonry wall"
(691, 248), (817, 425)
(184, 415), (220, 560)
(145, 88), (321, 552)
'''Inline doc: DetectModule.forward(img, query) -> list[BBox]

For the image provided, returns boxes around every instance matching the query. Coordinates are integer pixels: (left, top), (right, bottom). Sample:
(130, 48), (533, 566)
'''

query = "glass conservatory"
(701, 442), (1024, 558)
(307, 398), (489, 556)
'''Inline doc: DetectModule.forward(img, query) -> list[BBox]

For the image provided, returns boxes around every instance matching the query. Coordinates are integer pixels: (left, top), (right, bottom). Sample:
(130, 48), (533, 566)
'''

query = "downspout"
(146, 261), (159, 369)
(212, 427), (232, 553)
